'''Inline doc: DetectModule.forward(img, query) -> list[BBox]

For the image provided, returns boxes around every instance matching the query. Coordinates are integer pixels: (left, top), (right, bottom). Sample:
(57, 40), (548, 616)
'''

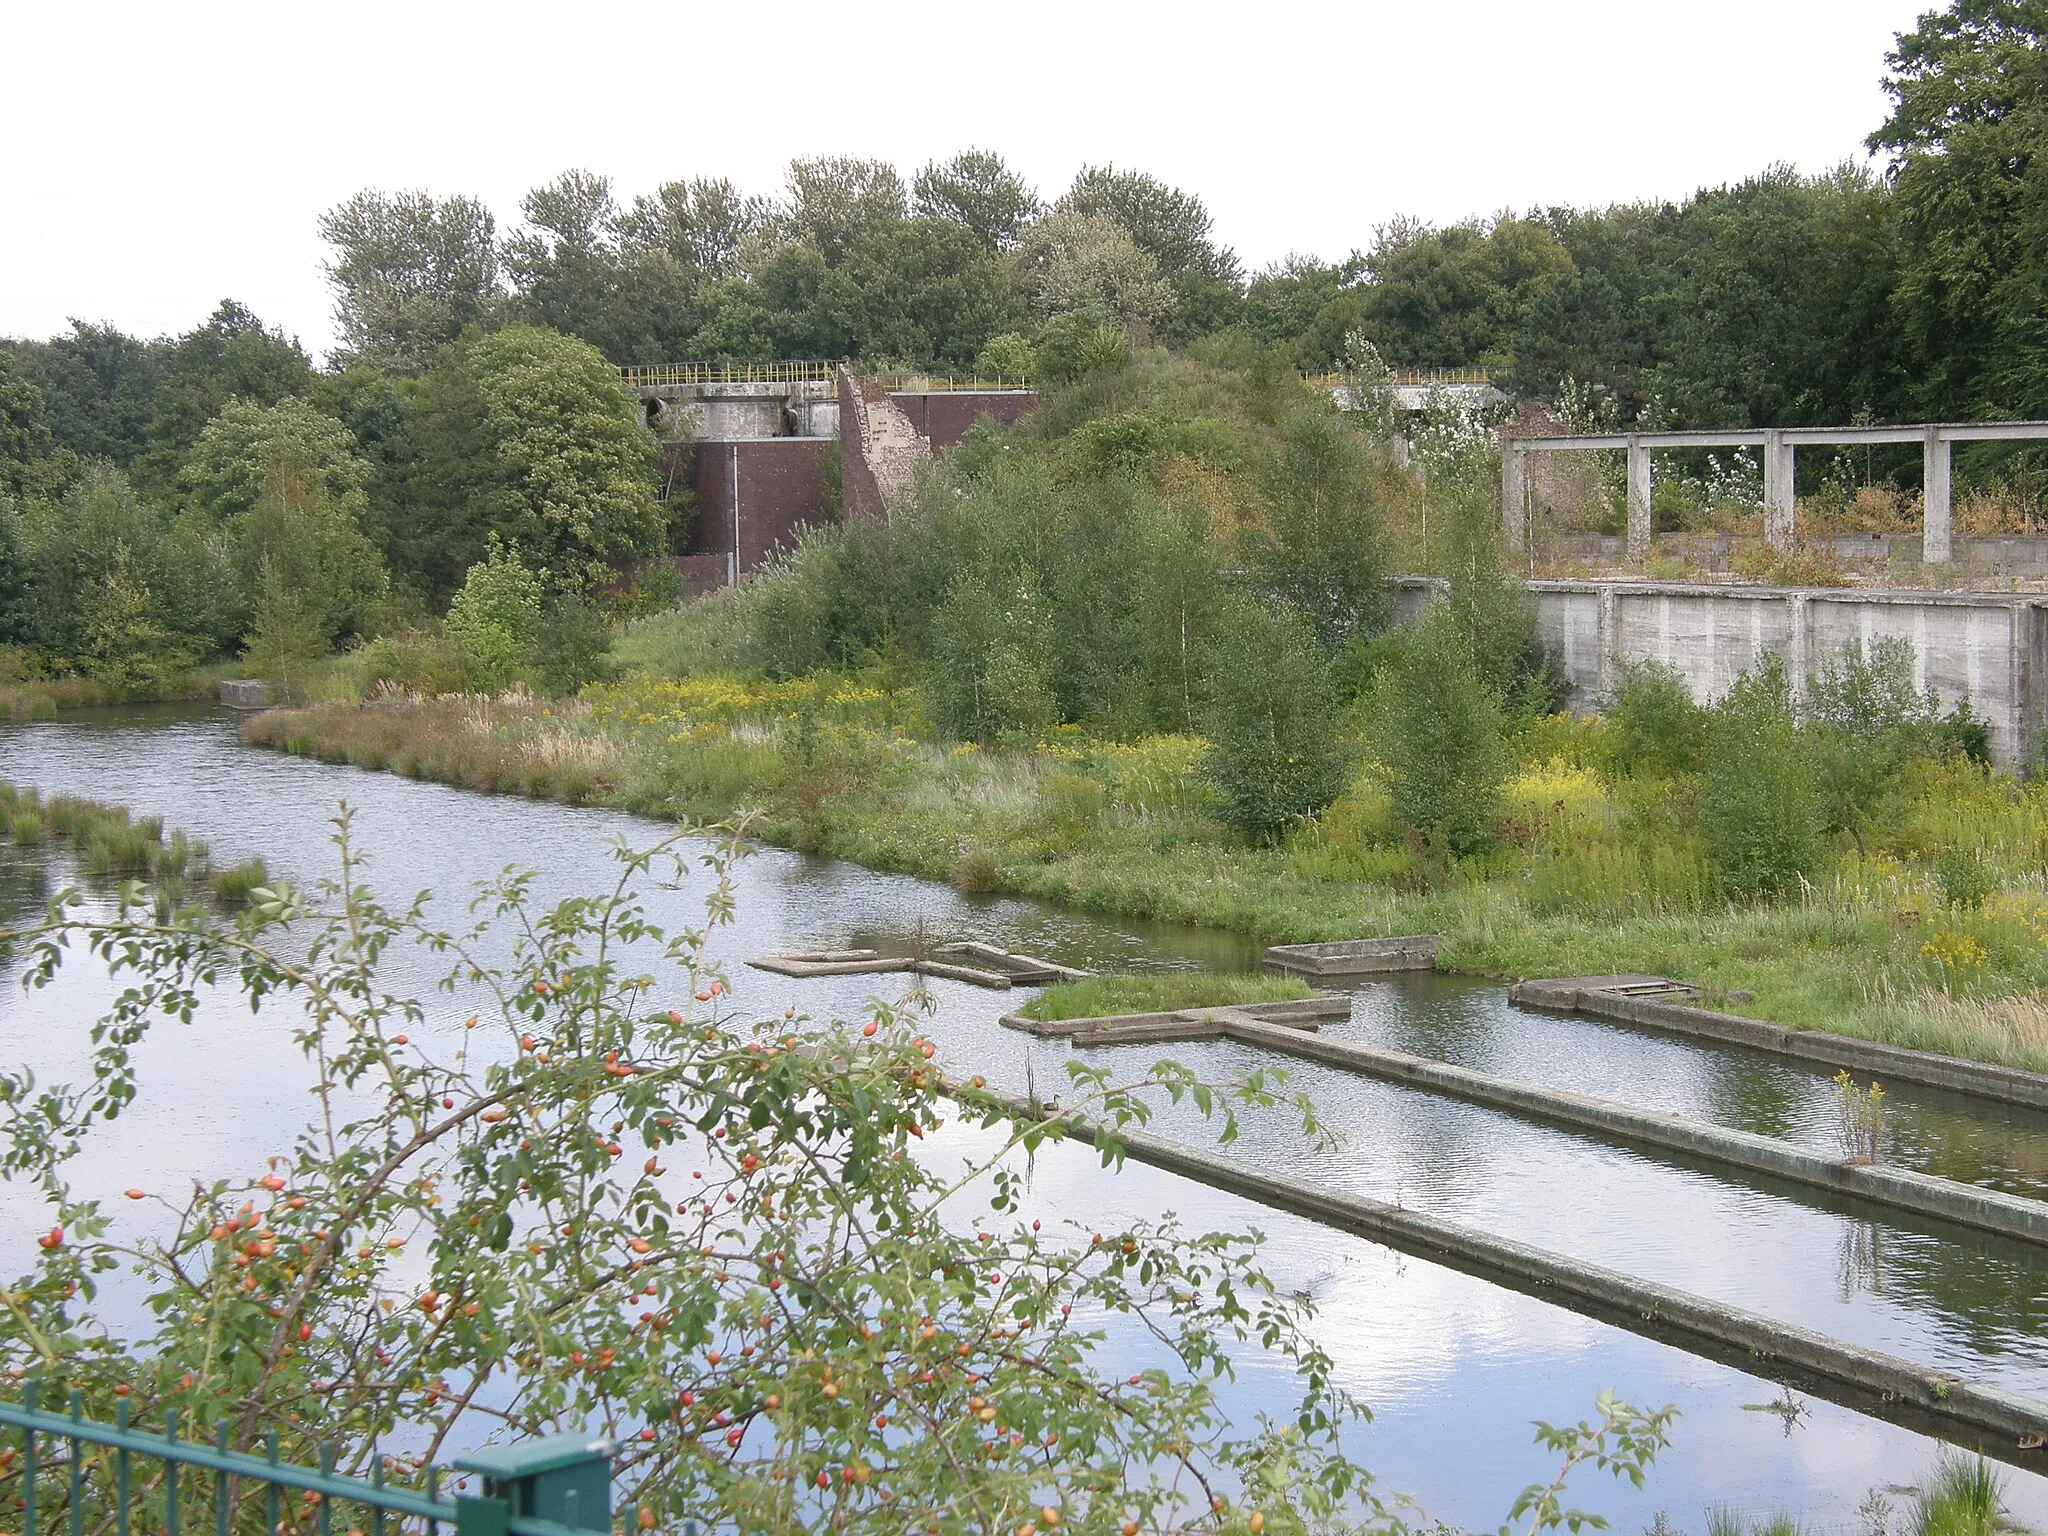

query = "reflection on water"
(1, 704), (2047, 1524)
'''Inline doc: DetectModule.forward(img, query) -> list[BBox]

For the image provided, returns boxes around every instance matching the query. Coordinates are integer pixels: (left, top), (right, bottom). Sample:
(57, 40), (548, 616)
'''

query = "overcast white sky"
(4, 0), (1931, 364)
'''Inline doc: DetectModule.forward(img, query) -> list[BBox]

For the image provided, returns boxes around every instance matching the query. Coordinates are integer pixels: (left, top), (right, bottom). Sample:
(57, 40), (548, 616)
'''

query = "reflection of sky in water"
(0, 704), (2046, 1524)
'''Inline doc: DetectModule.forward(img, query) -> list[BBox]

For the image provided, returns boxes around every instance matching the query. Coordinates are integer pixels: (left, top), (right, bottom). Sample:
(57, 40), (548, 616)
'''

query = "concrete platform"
(1263, 936), (1441, 976)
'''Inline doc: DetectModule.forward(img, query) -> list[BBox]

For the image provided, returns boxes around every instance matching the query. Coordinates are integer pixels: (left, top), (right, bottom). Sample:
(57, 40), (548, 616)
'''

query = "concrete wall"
(686, 439), (833, 581)
(1549, 530), (2048, 580)
(1514, 578), (2048, 765)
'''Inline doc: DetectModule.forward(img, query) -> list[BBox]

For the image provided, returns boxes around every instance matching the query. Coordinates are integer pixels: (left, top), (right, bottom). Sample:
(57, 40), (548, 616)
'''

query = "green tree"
(1244, 407), (1390, 653)
(182, 395), (371, 522)
(1872, 0), (2048, 416)
(1600, 662), (1709, 779)
(1360, 216), (1574, 371)
(82, 547), (195, 698)
(0, 322), (166, 466)
(1375, 607), (1509, 854)
(229, 460), (389, 652)
(445, 542), (543, 689)
(926, 569), (1058, 745)
(319, 189), (501, 372)
(782, 156), (908, 264)
(1804, 637), (1940, 853)
(135, 302), (314, 498)
(617, 176), (772, 277)
(1009, 213), (1176, 338)
(913, 150), (1042, 251)
(826, 219), (1021, 367)
(409, 324), (663, 596)
(1057, 166), (1243, 339)
(1699, 652), (1825, 899)
(25, 464), (223, 666)
(1205, 602), (1354, 840)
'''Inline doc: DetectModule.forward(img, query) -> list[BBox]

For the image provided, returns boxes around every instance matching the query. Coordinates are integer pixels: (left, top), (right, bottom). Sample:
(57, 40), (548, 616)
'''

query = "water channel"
(2, 704), (2047, 1529)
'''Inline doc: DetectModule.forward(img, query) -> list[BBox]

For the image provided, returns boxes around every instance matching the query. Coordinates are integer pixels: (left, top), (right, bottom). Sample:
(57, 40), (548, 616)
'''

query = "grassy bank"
(242, 667), (2048, 1077)
(0, 660), (246, 720)
(1023, 973), (1316, 1022)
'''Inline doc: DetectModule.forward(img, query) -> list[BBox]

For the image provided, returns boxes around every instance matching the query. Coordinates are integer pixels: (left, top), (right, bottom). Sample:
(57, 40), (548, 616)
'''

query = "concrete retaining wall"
(1397, 576), (2048, 765)
(978, 1089), (2048, 1453)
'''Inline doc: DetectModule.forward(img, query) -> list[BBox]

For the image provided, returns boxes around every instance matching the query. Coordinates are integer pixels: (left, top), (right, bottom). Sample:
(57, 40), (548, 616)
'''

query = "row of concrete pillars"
(1504, 427), (1960, 564)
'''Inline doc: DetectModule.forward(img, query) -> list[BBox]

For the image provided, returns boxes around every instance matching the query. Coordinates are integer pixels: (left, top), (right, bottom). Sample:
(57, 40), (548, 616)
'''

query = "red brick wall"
(687, 439), (833, 578)
(886, 390), (1037, 447)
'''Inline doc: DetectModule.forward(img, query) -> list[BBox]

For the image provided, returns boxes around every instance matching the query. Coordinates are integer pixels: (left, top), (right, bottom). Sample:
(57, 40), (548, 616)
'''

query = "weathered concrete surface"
(967, 1085), (2048, 1451)
(1405, 576), (2048, 765)
(219, 680), (270, 710)
(1264, 936), (1441, 977)
(1516, 976), (2048, 1111)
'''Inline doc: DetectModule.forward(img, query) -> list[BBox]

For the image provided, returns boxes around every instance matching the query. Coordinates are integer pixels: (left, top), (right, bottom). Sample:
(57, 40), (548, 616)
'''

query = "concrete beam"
(1508, 420), (2048, 453)
(970, 1087), (2048, 1451)
(1513, 977), (2048, 1110)
(1625, 437), (1652, 563)
(1203, 1014), (2048, 1249)
(1925, 427), (1953, 565)
(1764, 429), (1796, 551)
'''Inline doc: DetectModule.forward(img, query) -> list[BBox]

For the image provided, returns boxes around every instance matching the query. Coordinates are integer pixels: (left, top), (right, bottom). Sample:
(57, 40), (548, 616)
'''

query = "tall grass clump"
(1910, 1450), (2003, 1536)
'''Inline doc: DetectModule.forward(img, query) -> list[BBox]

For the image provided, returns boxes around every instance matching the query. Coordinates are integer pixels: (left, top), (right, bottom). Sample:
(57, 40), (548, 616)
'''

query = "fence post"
(1924, 426), (1953, 564)
(456, 1434), (614, 1532)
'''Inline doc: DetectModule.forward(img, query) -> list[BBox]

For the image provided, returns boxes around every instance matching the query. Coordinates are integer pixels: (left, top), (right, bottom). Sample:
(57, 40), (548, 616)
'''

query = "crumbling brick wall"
(837, 365), (930, 519)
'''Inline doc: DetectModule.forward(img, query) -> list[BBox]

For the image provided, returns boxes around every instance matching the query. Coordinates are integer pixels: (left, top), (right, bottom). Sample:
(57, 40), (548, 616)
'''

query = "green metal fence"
(0, 1385), (612, 1536)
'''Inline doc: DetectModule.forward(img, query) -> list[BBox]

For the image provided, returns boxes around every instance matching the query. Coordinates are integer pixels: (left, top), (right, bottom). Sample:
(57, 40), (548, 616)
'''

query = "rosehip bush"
(0, 810), (1672, 1534)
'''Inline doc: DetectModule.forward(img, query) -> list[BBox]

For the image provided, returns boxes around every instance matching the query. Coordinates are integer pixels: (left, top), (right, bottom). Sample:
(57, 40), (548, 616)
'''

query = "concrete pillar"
(1625, 437), (1652, 564)
(1764, 429), (1795, 551)
(1596, 585), (1621, 700)
(1787, 593), (1811, 711)
(1502, 439), (1528, 550)
(1924, 427), (1953, 565)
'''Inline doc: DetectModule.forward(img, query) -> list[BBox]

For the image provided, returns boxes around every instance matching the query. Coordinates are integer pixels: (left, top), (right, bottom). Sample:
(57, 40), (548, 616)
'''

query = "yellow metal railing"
(618, 360), (1035, 393)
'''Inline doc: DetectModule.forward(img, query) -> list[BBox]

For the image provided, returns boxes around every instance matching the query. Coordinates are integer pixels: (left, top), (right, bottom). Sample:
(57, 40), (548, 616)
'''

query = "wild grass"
(1910, 1450), (2003, 1536)
(0, 781), (264, 914)
(244, 681), (2048, 1073)
(1023, 972), (1316, 1022)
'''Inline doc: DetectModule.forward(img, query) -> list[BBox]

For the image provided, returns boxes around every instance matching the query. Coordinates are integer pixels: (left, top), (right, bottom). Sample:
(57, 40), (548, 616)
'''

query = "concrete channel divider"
(1514, 975), (2048, 1111)
(948, 1082), (2048, 1452)
(1208, 1009), (2048, 1249)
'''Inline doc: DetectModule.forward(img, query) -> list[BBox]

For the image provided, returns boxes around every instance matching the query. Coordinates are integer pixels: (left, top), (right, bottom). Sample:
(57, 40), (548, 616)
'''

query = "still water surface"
(2, 705), (2046, 1528)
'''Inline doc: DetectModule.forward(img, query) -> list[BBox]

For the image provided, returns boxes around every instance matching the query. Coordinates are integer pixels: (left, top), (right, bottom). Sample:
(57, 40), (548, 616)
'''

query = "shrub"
(1204, 603), (1355, 841)
(1698, 653), (1824, 899)
(926, 571), (1058, 746)
(528, 594), (616, 697)
(357, 630), (469, 697)
(445, 544), (542, 691)
(1601, 663), (1708, 779)
(1934, 847), (1993, 910)
(1376, 609), (1509, 855)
